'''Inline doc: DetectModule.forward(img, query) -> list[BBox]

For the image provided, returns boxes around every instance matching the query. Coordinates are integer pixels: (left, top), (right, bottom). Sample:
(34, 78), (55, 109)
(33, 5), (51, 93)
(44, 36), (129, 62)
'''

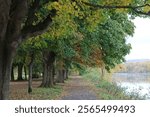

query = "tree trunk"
(40, 51), (55, 88)
(56, 60), (65, 83)
(57, 69), (65, 83)
(46, 64), (54, 87)
(40, 63), (47, 87)
(17, 63), (23, 81)
(52, 67), (56, 85)
(66, 69), (69, 79)
(24, 65), (27, 80)
(64, 69), (69, 80)
(101, 67), (105, 80)
(28, 54), (34, 93)
(0, 44), (16, 99)
(11, 64), (15, 81)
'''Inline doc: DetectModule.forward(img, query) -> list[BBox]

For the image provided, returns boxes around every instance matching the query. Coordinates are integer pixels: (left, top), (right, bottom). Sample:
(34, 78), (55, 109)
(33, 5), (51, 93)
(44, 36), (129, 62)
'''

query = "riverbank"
(112, 73), (150, 99)
(82, 68), (145, 100)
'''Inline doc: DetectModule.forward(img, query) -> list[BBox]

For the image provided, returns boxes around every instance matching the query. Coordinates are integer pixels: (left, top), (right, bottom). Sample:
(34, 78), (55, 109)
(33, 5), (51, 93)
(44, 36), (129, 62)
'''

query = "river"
(112, 73), (150, 99)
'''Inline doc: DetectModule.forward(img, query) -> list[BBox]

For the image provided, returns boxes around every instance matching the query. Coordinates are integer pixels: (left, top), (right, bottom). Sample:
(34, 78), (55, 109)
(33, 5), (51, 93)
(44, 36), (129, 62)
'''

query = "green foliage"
(14, 0), (144, 79)
(16, 3), (135, 73)
(98, 13), (134, 70)
(75, 12), (134, 70)
(14, 38), (43, 65)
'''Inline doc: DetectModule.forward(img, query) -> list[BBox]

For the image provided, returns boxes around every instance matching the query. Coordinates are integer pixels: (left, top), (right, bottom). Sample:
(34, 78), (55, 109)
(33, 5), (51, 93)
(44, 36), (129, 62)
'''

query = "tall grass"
(82, 68), (145, 100)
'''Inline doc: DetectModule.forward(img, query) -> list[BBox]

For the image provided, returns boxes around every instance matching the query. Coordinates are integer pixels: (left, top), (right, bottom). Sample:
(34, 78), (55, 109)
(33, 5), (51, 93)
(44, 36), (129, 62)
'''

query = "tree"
(65, 10), (134, 71)
(17, 38), (43, 92)
(97, 13), (134, 70)
(0, 0), (150, 99)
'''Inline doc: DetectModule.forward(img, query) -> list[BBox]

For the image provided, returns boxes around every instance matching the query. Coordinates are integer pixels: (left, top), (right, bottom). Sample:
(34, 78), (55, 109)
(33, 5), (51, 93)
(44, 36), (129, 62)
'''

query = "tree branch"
(0, 0), (11, 42)
(25, 0), (51, 26)
(25, 0), (59, 27)
(81, 1), (150, 16)
(133, 8), (150, 15)
(22, 9), (56, 40)
(25, 0), (40, 26)
(82, 1), (150, 9)
(6, 0), (28, 42)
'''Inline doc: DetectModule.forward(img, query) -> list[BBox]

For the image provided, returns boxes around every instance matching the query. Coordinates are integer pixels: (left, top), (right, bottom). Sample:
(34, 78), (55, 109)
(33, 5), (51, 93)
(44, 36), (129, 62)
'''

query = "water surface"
(112, 73), (150, 99)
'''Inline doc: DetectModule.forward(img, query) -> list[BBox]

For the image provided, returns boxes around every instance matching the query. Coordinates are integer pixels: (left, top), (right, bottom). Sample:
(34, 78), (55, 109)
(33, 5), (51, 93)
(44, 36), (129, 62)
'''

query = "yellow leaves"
(44, 0), (80, 39)
(115, 9), (128, 13)
(86, 10), (104, 32)
(43, 0), (136, 40)
(72, 2), (76, 7)
(143, 0), (150, 12)
(51, 2), (60, 9)
(101, 0), (132, 6)
(47, 1), (61, 11)
(99, 0), (132, 13)
(50, 0), (86, 20)
(143, 5), (150, 12)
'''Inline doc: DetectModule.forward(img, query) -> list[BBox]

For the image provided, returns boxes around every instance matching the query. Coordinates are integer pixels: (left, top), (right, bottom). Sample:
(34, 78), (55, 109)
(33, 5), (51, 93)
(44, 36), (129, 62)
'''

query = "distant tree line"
(114, 62), (150, 73)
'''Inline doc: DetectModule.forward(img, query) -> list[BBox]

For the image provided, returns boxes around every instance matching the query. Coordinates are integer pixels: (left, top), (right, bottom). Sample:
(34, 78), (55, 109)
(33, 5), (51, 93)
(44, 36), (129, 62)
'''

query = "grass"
(10, 81), (63, 100)
(82, 68), (145, 100)
(31, 86), (63, 100)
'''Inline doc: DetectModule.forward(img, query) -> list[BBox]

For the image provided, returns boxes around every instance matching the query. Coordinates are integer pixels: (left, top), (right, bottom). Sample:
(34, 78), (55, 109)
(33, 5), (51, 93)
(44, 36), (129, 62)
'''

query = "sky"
(125, 17), (150, 60)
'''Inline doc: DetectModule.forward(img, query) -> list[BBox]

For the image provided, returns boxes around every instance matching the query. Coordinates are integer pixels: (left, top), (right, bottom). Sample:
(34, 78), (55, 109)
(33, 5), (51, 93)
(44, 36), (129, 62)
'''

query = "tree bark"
(0, 0), (27, 99)
(56, 60), (65, 83)
(28, 54), (34, 94)
(52, 67), (56, 85)
(40, 63), (47, 87)
(64, 69), (69, 80)
(24, 65), (27, 80)
(56, 69), (65, 83)
(17, 63), (23, 81)
(66, 69), (69, 79)
(47, 63), (54, 87)
(11, 64), (15, 81)
(0, 44), (16, 99)
(40, 51), (55, 88)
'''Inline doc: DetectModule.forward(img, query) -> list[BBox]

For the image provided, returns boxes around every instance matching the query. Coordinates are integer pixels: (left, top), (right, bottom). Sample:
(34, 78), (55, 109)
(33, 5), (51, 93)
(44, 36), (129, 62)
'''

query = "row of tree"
(0, 0), (150, 99)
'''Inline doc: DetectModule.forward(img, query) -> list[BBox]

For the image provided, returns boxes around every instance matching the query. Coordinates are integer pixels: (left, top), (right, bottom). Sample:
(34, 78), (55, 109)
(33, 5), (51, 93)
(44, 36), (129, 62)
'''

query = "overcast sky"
(125, 17), (150, 60)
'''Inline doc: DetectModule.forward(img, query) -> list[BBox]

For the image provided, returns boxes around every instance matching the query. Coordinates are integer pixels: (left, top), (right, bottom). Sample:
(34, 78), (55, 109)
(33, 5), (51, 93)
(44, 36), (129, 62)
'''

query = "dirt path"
(61, 76), (98, 100)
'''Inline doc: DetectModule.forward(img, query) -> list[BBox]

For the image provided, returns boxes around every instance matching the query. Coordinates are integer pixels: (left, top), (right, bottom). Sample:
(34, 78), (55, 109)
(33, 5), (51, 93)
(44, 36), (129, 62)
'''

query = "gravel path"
(61, 76), (98, 100)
